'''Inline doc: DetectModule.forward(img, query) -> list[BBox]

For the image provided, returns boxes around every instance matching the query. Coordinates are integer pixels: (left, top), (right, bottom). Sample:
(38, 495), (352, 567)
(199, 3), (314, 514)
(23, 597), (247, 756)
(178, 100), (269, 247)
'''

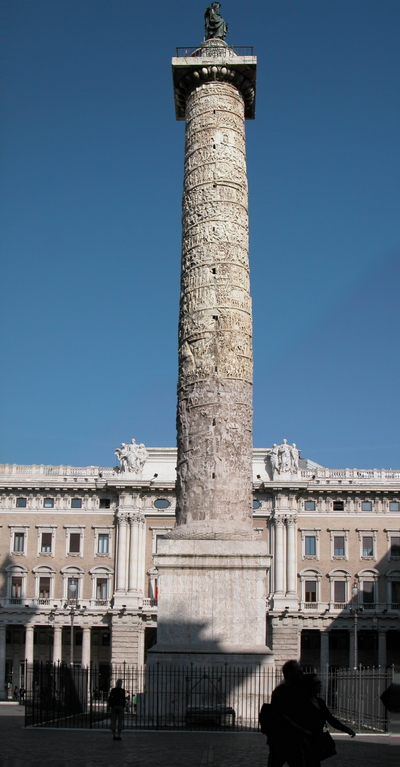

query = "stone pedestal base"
(153, 537), (273, 653)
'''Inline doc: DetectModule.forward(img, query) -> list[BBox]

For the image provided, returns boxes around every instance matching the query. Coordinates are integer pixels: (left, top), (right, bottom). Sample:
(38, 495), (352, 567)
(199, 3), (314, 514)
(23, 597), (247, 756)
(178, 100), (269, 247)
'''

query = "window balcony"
(331, 602), (349, 612)
(300, 601), (321, 612)
(142, 598), (158, 608)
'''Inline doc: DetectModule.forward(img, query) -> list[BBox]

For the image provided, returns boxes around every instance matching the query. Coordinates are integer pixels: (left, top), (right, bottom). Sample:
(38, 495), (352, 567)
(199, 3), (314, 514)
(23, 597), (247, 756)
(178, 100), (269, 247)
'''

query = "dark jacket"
(108, 687), (126, 707)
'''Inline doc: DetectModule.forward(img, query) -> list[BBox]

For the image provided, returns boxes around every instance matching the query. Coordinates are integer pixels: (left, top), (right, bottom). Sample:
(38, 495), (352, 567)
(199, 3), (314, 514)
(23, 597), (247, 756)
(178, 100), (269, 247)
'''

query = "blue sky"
(1, 0), (399, 469)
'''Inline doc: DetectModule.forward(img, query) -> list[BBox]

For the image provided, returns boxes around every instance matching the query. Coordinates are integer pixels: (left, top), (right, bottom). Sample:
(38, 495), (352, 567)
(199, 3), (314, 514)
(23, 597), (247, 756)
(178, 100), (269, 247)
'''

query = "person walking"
(108, 678), (126, 741)
(265, 660), (312, 767)
(300, 674), (355, 767)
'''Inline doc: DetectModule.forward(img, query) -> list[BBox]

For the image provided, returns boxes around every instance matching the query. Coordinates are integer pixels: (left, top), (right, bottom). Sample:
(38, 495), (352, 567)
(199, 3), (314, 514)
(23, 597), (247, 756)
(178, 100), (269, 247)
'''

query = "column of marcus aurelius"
(149, 34), (273, 667)
(174, 38), (256, 538)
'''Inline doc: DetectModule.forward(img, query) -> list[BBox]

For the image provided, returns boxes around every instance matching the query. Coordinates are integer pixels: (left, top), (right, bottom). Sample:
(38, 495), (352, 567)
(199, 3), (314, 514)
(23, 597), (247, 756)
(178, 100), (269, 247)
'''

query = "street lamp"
(351, 582), (359, 669)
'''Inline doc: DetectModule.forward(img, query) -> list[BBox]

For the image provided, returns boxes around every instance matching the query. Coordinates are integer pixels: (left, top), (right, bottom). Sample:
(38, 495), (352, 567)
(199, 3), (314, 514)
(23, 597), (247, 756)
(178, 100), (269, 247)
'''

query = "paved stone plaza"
(0, 703), (398, 767)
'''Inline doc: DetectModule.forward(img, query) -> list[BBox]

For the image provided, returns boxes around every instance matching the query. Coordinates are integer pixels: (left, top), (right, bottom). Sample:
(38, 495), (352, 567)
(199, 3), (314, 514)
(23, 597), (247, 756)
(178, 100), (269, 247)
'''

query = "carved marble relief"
(175, 77), (254, 537)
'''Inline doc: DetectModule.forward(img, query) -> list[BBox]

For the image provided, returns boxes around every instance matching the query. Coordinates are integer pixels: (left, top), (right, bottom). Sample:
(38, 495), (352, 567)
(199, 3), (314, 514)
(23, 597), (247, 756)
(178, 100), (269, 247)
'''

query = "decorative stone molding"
(172, 40), (256, 120)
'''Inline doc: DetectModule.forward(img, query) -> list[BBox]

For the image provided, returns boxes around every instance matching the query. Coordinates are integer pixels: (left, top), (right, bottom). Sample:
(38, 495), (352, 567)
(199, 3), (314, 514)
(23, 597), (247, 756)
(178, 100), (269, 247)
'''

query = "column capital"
(116, 512), (129, 526)
(172, 42), (257, 121)
(128, 512), (145, 526)
(285, 515), (298, 526)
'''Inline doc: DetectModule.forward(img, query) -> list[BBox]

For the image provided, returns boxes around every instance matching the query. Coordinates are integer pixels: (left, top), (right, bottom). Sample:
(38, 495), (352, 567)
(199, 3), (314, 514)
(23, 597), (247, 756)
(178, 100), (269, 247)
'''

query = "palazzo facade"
(0, 441), (399, 697)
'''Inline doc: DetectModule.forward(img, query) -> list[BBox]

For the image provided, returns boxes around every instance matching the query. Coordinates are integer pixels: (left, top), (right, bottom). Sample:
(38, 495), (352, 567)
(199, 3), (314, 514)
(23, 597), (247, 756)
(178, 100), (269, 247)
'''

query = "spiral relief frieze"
(174, 67), (255, 536)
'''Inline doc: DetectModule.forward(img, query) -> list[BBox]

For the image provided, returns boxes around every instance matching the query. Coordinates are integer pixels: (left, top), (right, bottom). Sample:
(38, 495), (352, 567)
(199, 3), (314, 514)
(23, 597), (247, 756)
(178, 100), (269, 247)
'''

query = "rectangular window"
(96, 578), (108, 600)
(13, 532), (25, 553)
(71, 498), (82, 508)
(391, 536), (400, 557)
(41, 533), (52, 553)
(43, 498), (54, 508)
(39, 577), (51, 599)
(334, 536), (345, 556)
(99, 499), (111, 509)
(11, 577), (22, 598)
(362, 501), (372, 511)
(69, 533), (81, 553)
(98, 534), (109, 554)
(305, 501), (316, 511)
(390, 502), (399, 511)
(362, 536), (374, 557)
(305, 581), (317, 603)
(67, 579), (79, 600)
(362, 581), (374, 605)
(305, 536), (316, 556)
(392, 581), (400, 605)
(333, 501), (344, 511)
(334, 581), (346, 603)
(16, 498), (26, 508)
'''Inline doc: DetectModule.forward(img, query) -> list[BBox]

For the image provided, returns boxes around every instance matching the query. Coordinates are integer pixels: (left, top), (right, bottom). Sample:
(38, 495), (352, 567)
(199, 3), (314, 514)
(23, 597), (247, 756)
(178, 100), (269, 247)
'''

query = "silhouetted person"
(300, 674), (355, 767)
(108, 678), (125, 740)
(267, 660), (310, 767)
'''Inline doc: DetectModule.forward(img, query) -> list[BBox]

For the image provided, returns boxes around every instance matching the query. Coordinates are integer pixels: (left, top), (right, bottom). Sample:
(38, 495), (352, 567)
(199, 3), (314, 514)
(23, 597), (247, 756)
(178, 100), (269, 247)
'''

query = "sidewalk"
(0, 704), (397, 767)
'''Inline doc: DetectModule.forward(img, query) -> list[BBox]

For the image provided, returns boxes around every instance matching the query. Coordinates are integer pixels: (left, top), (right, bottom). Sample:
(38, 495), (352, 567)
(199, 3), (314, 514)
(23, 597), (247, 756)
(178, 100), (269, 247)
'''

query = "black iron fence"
(24, 662), (393, 732)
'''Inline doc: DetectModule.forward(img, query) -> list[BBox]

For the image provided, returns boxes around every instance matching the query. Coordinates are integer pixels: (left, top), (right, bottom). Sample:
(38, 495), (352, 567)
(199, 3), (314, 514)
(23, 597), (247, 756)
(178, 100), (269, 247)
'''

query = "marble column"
(128, 514), (140, 592)
(0, 626), (6, 700)
(349, 629), (356, 669)
(378, 629), (386, 668)
(286, 516), (297, 596)
(53, 626), (62, 664)
(320, 629), (330, 671)
(137, 517), (146, 594)
(116, 513), (129, 592)
(275, 517), (285, 595)
(25, 625), (34, 664)
(173, 38), (256, 540)
(81, 627), (91, 668)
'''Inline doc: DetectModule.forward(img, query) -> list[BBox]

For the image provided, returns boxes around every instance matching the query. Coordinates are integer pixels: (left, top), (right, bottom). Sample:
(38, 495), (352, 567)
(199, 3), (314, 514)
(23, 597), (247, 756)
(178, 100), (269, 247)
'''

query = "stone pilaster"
(286, 515), (298, 596)
(115, 512), (129, 593)
(81, 627), (91, 668)
(0, 626), (6, 700)
(378, 629), (386, 668)
(320, 629), (330, 671)
(274, 517), (285, 596)
(53, 625), (62, 663)
(25, 625), (34, 664)
(110, 615), (142, 667)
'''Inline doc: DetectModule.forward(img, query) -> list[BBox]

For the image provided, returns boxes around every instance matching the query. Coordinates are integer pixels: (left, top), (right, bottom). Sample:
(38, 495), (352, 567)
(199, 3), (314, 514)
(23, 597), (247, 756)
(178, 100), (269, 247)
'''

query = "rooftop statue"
(115, 438), (148, 475)
(204, 3), (229, 40)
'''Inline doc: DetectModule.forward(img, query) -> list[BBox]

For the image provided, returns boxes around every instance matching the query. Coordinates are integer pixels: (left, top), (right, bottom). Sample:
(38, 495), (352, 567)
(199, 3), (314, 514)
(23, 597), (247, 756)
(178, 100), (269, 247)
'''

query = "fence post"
(357, 664), (362, 733)
(89, 662), (93, 729)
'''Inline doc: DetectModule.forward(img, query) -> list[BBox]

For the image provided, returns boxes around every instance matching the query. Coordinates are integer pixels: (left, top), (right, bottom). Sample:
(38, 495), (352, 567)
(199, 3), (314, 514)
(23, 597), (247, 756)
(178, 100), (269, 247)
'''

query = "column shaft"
(286, 517), (297, 595)
(53, 626), (62, 664)
(0, 626), (6, 700)
(81, 627), (91, 668)
(25, 625), (34, 664)
(378, 630), (386, 668)
(175, 75), (253, 535)
(275, 519), (285, 595)
(128, 517), (139, 592)
(116, 515), (128, 592)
